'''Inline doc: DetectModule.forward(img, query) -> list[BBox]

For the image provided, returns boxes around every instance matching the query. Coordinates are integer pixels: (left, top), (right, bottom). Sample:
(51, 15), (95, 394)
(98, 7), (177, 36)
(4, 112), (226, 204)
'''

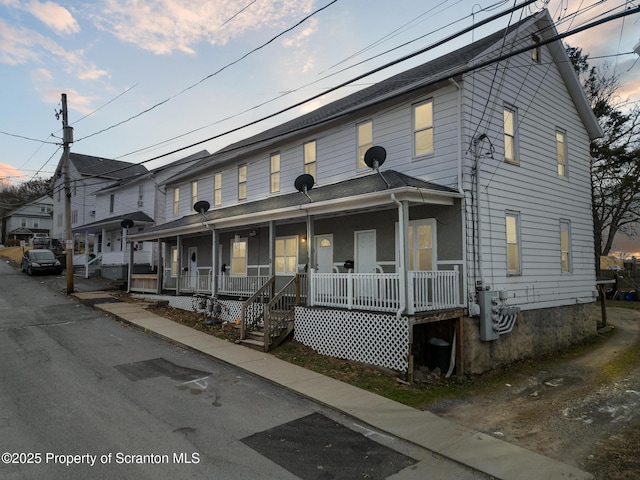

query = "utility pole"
(61, 93), (74, 294)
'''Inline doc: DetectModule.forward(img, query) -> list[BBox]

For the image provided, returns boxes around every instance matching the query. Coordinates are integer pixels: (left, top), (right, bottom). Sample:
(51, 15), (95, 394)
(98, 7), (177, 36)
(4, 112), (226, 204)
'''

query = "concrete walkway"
(73, 290), (593, 480)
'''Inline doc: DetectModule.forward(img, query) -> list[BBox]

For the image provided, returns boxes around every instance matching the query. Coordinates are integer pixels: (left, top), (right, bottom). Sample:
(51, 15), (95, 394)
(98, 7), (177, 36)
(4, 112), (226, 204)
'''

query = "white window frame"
(303, 140), (316, 180)
(191, 180), (198, 207)
(170, 246), (178, 277)
(173, 187), (180, 217)
(413, 99), (434, 158)
(556, 128), (567, 177)
(560, 219), (572, 273)
(504, 105), (518, 165)
(275, 236), (299, 275)
(506, 211), (522, 275)
(238, 164), (247, 200)
(270, 153), (280, 193)
(357, 120), (373, 170)
(230, 237), (248, 276)
(214, 172), (222, 206)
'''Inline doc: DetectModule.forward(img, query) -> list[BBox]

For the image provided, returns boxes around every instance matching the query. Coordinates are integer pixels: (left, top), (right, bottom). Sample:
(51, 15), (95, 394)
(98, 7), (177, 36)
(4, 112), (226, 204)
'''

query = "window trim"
(214, 172), (222, 206)
(556, 128), (567, 177)
(503, 105), (518, 165)
(191, 180), (198, 207)
(173, 187), (180, 217)
(413, 99), (434, 158)
(230, 237), (248, 276)
(303, 140), (317, 180)
(275, 235), (299, 275)
(357, 120), (373, 170)
(270, 152), (281, 193)
(506, 211), (522, 275)
(531, 34), (541, 63)
(170, 246), (178, 277)
(560, 219), (572, 273)
(238, 164), (247, 201)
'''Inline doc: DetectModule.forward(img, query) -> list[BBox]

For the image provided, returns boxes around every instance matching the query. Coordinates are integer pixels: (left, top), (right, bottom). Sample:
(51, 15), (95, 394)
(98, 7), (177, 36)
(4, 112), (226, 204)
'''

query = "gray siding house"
(1, 195), (53, 245)
(128, 10), (602, 375)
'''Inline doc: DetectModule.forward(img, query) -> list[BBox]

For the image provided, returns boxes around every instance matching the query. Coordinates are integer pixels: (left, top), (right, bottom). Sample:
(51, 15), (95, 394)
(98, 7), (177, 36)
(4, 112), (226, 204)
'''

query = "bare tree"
(567, 46), (640, 271)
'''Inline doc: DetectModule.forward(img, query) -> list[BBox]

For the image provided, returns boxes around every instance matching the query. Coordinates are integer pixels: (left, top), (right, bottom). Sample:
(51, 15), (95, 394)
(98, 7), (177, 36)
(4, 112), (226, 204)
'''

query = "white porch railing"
(218, 275), (271, 296)
(407, 267), (461, 314)
(310, 267), (462, 314)
(179, 267), (212, 293)
(101, 250), (153, 265)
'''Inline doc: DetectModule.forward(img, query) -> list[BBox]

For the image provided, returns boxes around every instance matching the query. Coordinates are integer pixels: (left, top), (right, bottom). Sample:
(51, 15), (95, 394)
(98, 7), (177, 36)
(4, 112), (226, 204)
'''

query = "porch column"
(156, 239), (163, 295)
(306, 214), (314, 271)
(176, 235), (182, 295)
(268, 220), (276, 275)
(211, 227), (218, 297)
(126, 238), (133, 293)
(395, 197), (409, 314)
(101, 227), (107, 253)
(84, 232), (89, 279)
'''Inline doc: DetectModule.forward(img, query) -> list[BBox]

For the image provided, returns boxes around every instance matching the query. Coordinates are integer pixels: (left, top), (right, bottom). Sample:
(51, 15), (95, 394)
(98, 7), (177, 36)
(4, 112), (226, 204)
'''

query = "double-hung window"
(231, 238), (247, 275)
(504, 105), (518, 164)
(191, 181), (198, 207)
(238, 165), (247, 200)
(560, 220), (572, 272)
(413, 100), (434, 157)
(173, 187), (180, 216)
(270, 153), (280, 193)
(214, 173), (222, 206)
(357, 121), (373, 170)
(556, 129), (567, 176)
(304, 141), (316, 180)
(506, 212), (521, 275)
(275, 237), (298, 275)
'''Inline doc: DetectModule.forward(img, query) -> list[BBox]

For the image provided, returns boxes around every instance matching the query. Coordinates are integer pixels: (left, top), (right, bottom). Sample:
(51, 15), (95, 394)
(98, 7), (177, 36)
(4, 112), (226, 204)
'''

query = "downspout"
(391, 194), (406, 317)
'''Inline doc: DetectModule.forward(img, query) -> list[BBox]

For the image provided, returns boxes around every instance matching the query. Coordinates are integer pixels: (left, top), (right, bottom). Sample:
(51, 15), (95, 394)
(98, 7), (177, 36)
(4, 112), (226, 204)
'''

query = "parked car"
(29, 233), (50, 247)
(21, 249), (62, 275)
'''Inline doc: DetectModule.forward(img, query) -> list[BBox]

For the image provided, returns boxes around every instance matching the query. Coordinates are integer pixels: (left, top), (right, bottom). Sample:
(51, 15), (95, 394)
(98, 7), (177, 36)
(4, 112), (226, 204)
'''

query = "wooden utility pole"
(61, 93), (74, 294)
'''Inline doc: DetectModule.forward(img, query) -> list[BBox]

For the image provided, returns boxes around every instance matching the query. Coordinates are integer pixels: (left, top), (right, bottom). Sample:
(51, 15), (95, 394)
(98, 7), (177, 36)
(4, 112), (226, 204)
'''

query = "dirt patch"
(422, 306), (640, 479)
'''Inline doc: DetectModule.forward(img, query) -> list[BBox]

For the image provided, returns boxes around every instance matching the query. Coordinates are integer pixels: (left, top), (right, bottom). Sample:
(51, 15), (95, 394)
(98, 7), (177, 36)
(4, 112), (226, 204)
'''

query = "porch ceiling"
(130, 170), (460, 241)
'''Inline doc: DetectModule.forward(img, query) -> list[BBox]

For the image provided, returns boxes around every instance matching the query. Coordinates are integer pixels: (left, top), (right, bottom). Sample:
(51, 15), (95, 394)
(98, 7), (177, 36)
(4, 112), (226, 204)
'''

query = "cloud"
(0, 162), (26, 182)
(281, 18), (318, 48)
(91, 0), (315, 55)
(27, 0), (80, 35)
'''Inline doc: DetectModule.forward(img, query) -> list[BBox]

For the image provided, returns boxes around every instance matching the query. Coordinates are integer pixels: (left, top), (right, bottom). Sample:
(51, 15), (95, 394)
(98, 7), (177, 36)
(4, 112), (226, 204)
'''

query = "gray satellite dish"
(120, 219), (134, 229)
(364, 146), (387, 170)
(194, 200), (210, 214)
(294, 174), (315, 201)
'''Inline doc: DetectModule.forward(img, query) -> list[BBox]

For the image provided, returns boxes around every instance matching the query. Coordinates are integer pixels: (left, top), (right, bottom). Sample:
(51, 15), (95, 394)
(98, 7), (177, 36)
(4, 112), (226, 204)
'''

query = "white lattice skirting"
(294, 307), (409, 372)
(132, 294), (243, 323)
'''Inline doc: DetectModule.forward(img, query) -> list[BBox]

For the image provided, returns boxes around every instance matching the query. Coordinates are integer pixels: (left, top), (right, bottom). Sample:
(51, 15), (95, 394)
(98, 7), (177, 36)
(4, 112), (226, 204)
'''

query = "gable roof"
(168, 9), (599, 184)
(69, 153), (148, 179)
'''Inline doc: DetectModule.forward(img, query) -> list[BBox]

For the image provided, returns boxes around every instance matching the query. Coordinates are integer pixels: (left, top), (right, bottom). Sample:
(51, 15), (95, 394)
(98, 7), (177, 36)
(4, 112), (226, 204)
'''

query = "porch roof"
(130, 170), (460, 241)
(73, 211), (155, 235)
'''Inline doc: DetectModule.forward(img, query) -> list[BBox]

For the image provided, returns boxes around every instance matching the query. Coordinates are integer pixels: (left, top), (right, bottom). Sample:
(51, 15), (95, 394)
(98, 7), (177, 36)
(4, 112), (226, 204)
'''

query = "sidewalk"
(72, 290), (593, 480)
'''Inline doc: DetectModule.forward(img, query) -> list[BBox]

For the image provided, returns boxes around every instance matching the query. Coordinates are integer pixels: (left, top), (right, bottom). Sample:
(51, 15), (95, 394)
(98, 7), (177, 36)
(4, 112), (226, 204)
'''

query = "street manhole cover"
(241, 412), (415, 480)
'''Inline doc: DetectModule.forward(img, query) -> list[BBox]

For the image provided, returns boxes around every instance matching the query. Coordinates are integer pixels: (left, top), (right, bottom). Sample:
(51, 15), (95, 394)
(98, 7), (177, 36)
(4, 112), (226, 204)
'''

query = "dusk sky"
(1, 0), (638, 191)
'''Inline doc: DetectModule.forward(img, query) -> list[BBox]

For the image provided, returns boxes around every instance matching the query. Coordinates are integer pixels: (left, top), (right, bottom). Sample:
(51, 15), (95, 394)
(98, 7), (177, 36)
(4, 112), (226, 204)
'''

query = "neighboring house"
(51, 153), (148, 264)
(74, 151), (209, 280)
(1, 195), (53, 245)
(128, 10), (602, 375)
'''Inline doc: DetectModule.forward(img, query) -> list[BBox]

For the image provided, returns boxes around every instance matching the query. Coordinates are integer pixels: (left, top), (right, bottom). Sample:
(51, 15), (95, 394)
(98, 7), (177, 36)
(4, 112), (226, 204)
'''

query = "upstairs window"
(191, 180), (198, 207)
(214, 173), (222, 206)
(173, 187), (180, 216)
(138, 184), (144, 207)
(556, 129), (567, 176)
(270, 153), (280, 193)
(109, 194), (115, 214)
(531, 34), (541, 63)
(238, 165), (247, 200)
(304, 140), (317, 180)
(560, 220), (572, 272)
(357, 121), (373, 170)
(413, 100), (434, 157)
(504, 106), (518, 164)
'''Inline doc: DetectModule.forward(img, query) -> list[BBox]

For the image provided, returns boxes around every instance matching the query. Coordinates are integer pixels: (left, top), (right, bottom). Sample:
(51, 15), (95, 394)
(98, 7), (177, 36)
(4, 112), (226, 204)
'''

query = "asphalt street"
(0, 260), (488, 480)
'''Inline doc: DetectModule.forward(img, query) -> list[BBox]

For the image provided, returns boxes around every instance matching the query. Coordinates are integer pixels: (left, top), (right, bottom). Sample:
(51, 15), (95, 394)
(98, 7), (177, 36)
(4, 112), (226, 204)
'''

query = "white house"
(127, 10), (602, 375)
(1, 195), (53, 245)
(51, 153), (148, 264)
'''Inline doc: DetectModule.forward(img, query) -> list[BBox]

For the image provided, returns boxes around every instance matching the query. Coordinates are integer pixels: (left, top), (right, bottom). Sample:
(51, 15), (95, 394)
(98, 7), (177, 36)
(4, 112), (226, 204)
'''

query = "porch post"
(126, 239), (133, 293)
(176, 235), (182, 295)
(397, 198), (409, 314)
(84, 232), (89, 279)
(156, 239), (162, 294)
(268, 220), (276, 275)
(101, 227), (107, 253)
(211, 227), (218, 297)
(306, 214), (314, 296)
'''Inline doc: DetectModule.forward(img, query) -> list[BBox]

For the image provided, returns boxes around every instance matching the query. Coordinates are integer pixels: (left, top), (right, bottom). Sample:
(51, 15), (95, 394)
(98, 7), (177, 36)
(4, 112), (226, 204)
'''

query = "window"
(504, 106), (518, 164)
(71, 209), (78, 225)
(109, 194), (115, 214)
(20, 217), (27, 227)
(556, 129), (567, 176)
(413, 100), (434, 157)
(33, 219), (39, 228)
(560, 220), (571, 272)
(138, 184), (144, 206)
(173, 187), (180, 216)
(57, 214), (62, 228)
(214, 173), (222, 206)
(506, 212), (521, 274)
(531, 34), (541, 63)
(238, 165), (247, 200)
(270, 153), (280, 193)
(357, 121), (373, 169)
(275, 236), (298, 274)
(231, 237), (247, 275)
(407, 220), (436, 271)
(191, 180), (198, 207)
(171, 247), (178, 277)
(303, 140), (316, 179)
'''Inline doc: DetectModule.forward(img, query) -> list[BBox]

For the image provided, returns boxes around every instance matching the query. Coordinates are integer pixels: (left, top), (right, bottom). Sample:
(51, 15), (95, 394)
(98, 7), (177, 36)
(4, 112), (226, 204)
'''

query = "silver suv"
(30, 233), (50, 247)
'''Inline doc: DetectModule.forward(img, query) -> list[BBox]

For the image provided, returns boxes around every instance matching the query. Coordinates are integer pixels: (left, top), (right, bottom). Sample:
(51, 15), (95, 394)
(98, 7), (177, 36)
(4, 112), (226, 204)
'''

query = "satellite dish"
(294, 174), (315, 193)
(194, 200), (210, 214)
(120, 219), (134, 229)
(364, 146), (387, 170)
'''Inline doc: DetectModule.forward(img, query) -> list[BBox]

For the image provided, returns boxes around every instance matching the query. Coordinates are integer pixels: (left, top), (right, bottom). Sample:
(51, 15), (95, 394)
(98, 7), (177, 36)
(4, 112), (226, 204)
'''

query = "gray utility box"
(478, 289), (500, 341)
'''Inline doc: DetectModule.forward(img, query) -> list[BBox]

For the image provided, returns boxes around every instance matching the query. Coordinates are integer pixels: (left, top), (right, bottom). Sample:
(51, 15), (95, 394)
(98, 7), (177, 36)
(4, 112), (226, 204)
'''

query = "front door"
(315, 235), (334, 273)
(355, 230), (376, 273)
